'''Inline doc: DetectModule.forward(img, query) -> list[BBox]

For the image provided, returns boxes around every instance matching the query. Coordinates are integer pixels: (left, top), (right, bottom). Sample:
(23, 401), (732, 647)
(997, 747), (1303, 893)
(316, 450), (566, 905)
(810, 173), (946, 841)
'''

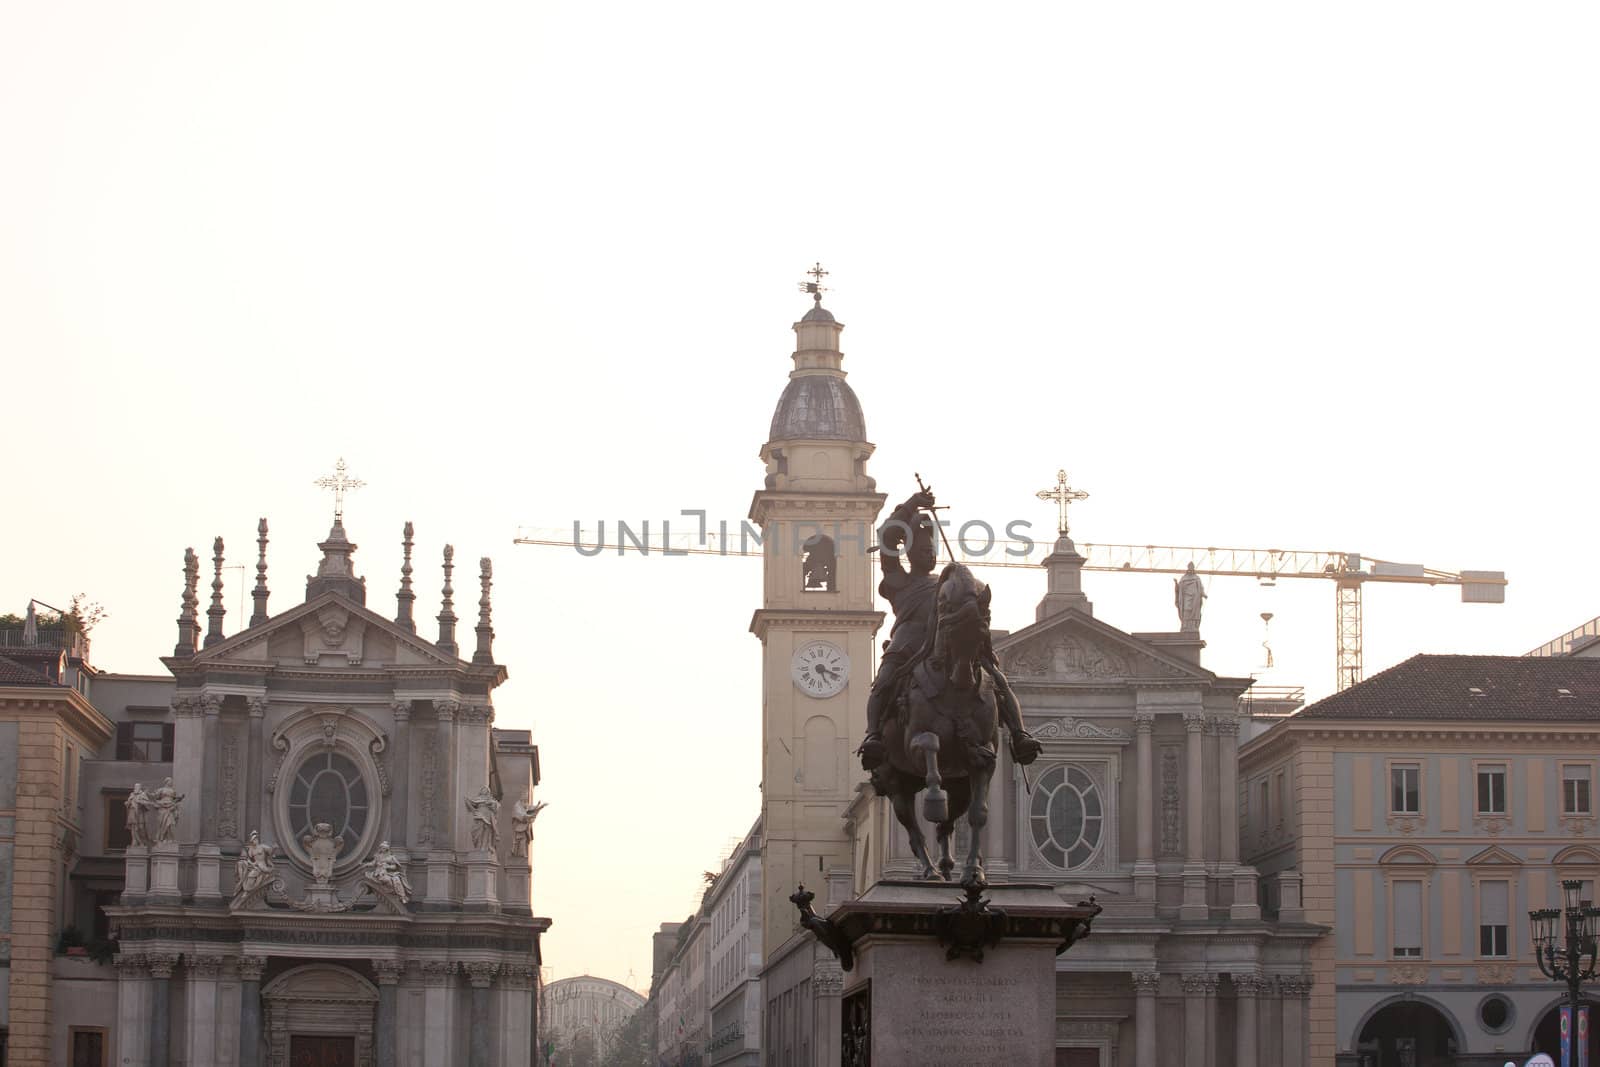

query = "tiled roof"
(1297, 654), (1600, 722)
(0, 654), (56, 687)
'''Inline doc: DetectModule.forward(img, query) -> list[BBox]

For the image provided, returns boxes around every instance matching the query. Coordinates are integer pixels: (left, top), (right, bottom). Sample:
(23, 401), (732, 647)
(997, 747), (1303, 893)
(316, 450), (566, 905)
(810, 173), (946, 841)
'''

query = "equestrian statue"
(859, 483), (1042, 883)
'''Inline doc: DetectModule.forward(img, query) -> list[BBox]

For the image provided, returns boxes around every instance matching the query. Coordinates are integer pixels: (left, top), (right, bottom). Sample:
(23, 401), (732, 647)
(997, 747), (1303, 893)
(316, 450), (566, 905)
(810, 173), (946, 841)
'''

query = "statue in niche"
(124, 782), (153, 847)
(231, 831), (277, 909)
(150, 777), (184, 844)
(362, 841), (413, 905)
(1175, 562), (1206, 632)
(302, 821), (344, 884)
(510, 797), (546, 859)
(464, 786), (501, 855)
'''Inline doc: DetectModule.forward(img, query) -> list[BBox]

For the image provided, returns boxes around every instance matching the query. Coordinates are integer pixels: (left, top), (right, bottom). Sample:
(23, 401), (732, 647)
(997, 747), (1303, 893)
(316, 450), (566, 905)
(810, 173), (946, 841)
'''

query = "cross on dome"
(798, 262), (830, 305)
(1037, 469), (1089, 537)
(314, 458), (366, 520)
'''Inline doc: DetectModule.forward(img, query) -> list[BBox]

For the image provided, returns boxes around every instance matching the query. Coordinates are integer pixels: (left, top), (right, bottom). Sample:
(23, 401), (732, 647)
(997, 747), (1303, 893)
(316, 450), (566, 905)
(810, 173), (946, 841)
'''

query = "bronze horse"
(873, 561), (1039, 883)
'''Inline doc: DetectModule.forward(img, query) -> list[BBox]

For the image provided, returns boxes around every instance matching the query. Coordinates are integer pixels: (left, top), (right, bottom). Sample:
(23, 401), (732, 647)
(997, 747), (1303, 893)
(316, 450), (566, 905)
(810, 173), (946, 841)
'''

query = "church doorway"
(1355, 998), (1460, 1066)
(1056, 1049), (1100, 1066)
(291, 1035), (356, 1067)
(1531, 1000), (1600, 1063)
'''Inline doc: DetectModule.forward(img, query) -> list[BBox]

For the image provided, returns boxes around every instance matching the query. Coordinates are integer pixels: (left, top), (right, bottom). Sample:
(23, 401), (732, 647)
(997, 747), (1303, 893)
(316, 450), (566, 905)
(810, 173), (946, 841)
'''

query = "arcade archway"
(1531, 998), (1600, 1063)
(1354, 996), (1461, 1067)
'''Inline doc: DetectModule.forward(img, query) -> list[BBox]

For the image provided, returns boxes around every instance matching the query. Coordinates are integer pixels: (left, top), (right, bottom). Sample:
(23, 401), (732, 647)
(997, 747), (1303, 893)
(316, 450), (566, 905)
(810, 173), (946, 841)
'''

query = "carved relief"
(299, 605), (367, 665)
(1476, 817), (1509, 836)
(1477, 963), (1517, 985)
(417, 734), (437, 848)
(218, 737), (240, 840)
(370, 733), (391, 797)
(812, 955), (844, 995)
(1160, 747), (1182, 856)
(1030, 717), (1131, 744)
(1386, 815), (1422, 836)
(1387, 965), (1427, 986)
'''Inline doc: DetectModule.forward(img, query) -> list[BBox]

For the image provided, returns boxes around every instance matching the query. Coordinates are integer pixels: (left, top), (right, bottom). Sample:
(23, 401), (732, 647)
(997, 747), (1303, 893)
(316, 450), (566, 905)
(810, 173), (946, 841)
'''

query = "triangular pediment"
(1466, 845), (1523, 868)
(993, 609), (1215, 685)
(184, 592), (466, 671)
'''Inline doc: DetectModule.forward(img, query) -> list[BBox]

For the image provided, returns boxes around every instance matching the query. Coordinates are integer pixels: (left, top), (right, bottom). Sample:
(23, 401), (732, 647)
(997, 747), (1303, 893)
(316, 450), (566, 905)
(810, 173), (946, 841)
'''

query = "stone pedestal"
(823, 881), (1099, 1067)
(149, 842), (181, 902)
(1230, 865), (1262, 921)
(505, 864), (531, 914)
(464, 853), (499, 908)
(302, 883), (340, 911)
(1179, 866), (1209, 920)
(124, 845), (150, 901)
(426, 850), (454, 905)
(194, 844), (223, 904)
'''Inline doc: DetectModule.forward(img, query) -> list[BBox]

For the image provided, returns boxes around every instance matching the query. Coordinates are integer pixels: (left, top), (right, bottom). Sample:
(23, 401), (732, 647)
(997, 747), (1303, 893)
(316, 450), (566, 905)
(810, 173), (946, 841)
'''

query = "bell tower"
(750, 275), (886, 964)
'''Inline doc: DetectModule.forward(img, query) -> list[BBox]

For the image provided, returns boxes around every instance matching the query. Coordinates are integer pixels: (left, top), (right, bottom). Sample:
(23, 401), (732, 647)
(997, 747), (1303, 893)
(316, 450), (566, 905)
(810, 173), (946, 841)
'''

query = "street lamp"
(1531, 879), (1600, 1046)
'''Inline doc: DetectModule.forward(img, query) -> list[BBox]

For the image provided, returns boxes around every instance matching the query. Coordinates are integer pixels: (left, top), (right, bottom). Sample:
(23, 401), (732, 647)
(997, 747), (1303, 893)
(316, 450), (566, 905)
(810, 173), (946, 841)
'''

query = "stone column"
(1133, 710), (1157, 901)
(373, 959), (405, 1067)
(421, 961), (457, 1065)
(1181, 712), (1209, 918)
(238, 956), (267, 1067)
(1278, 975), (1310, 1067)
(185, 954), (224, 1065)
(390, 701), (411, 849)
(200, 694), (222, 840)
(172, 698), (205, 846)
(1180, 974), (1212, 1067)
(1215, 715), (1240, 867)
(148, 953), (179, 1067)
(497, 966), (537, 1067)
(1232, 973), (1260, 1067)
(115, 954), (153, 1067)
(1132, 972), (1160, 1067)
(434, 701), (458, 847)
(465, 962), (500, 1067)
(245, 698), (266, 839)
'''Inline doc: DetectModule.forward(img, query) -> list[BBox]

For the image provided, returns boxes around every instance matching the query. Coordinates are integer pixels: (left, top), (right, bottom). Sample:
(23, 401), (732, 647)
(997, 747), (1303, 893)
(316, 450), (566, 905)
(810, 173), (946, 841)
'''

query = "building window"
(1274, 771), (1287, 824)
(1259, 780), (1270, 826)
(1478, 880), (1510, 957)
(286, 751), (370, 857)
(104, 793), (132, 852)
(1478, 994), (1513, 1033)
(115, 722), (173, 762)
(1476, 765), (1507, 815)
(1030, 764), (1104, 870)
(801, 535), (836, 592)
(1391, 765), (1421, 814)
(1393, 880), (1424, 958)
(1564, 765), (1593, 816)
(70, 1029), (104, 1067)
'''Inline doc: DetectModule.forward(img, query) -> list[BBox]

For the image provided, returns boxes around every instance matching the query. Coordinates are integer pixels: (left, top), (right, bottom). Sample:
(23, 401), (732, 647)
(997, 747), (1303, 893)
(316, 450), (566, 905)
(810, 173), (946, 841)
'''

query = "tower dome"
(764, 298), (868, 446)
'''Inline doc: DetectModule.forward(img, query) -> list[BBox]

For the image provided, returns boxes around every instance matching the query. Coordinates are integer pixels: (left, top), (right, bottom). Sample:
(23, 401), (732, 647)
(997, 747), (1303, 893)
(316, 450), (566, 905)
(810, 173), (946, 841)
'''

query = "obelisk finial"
(437, 544), (458, 657)
(250, 518), (270, 627)
(204, 537), (227, 647)
(396, 521), (416, 632)
(174, 547), (200, 658)
(472, 557), (495, 665)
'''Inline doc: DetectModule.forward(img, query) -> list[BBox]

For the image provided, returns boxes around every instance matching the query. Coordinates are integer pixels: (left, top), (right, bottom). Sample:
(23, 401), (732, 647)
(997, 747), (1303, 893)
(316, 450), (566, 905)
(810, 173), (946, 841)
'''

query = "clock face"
(792, 641), (849, 699)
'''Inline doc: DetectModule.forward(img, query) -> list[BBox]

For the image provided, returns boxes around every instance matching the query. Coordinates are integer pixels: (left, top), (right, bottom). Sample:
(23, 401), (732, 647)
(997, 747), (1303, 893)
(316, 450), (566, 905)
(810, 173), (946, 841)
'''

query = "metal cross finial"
(1036, 468), (1090, 536)
(313, 458), (365, 520)
(798, 262), (829, 305)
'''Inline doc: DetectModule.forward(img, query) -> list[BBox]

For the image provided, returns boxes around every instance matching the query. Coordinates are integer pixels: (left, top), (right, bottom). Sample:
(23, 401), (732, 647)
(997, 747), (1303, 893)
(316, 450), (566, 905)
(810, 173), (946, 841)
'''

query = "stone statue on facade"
(301, 821), (344, 884)
(510, 797), (546, 859)
(1175, 562), (1206, 632)
(361, 841), (413, 907)
(150, 777), (184, 844)
(231, 830), (278, 910)
(124, 782), (153, 847)
(465, 786), (500, 855)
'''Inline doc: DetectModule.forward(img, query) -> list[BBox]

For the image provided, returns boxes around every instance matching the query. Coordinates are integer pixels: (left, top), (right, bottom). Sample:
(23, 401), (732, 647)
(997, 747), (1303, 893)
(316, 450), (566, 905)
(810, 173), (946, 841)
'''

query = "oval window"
(287, 751), (369, 859)
(1030, 764), (1104, 871)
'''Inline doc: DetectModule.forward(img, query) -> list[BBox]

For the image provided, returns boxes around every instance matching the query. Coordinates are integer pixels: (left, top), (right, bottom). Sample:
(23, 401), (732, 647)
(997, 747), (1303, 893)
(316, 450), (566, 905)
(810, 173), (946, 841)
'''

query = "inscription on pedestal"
(907, 973), (1024, 1065)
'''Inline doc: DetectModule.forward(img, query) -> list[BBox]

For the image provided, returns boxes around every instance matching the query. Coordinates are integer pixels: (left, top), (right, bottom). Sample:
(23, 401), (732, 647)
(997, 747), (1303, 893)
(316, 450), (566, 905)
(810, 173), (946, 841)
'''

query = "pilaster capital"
(463, 961), (500, 988)
(1211, 715), (1239, 738)
(1179, 972), (1219, 995)
(147, 952), (180, 979)
(189, 954), (225, 978)
(237, 955), (268, 982)
(1276, 974), (1313, 998)
(1133, 711), (1156, 733)
(1131, 971), (1162, 995)
(372, 959), (406, 985)
(114, 953), (148, 978)
(500, 965), (538, 991)
(433, 699), (460, 723)
(391, 700), (412, 723)
(172, 697), (201, 718)
(248, 697), (268, 718)
(1182, 712), (1208, 734)
(421, 959), (457, 986)
(1232, 972), (1266, 996)
(200, 693), (223, 716)
(464, 703), (494, 725)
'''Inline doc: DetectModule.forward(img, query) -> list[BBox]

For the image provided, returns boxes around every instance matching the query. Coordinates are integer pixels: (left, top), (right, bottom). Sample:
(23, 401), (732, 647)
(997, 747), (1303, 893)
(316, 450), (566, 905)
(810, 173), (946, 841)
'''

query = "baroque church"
(749, 291), (1323, 1067)
(11, 499), (548, 1067)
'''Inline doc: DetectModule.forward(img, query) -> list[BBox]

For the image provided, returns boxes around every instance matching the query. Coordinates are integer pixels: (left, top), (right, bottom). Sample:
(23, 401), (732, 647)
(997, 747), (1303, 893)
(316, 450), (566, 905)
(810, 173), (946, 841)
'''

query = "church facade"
(4, 509), (548, 1067)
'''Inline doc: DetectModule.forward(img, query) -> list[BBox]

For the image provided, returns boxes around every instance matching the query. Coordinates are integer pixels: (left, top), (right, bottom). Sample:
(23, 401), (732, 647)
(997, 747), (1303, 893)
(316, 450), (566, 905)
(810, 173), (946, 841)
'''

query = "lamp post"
(1531, 879), (1600, 1055)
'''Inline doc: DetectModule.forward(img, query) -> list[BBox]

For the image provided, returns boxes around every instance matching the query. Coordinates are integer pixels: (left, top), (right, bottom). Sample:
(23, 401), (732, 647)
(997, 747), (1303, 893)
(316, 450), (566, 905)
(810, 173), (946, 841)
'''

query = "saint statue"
(231, 831), (276, 909)
(124, 782), (153, 847)
(464, 786), (501, 855)
(150, 777), (184, 844)
(1175, 562), (1206, 633)
(301, 822), (344, 884)
(362, 841), (413, 905)
(510, 798), (546, 859)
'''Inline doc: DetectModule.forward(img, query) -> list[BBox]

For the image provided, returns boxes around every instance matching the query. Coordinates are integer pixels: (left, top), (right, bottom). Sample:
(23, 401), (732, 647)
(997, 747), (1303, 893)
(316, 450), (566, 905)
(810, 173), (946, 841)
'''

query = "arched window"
(802, 535), (836, 592)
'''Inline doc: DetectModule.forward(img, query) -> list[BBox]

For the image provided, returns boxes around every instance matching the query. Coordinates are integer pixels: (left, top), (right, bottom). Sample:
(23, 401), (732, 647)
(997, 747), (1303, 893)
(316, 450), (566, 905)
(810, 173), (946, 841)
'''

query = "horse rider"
(859, 490), (941, 770)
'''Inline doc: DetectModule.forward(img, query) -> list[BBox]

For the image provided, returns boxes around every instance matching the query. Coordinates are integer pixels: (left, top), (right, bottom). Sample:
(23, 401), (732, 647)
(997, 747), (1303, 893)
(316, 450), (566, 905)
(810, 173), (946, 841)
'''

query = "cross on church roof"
(1036, 469), (1089, 536)
(798, 262), (829, 305)
(314, 457), (365, 520)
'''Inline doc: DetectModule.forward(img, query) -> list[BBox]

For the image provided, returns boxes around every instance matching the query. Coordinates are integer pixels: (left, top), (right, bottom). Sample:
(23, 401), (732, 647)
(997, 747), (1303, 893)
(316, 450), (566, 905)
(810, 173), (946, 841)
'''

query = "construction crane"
(512, 525), (1506, 692)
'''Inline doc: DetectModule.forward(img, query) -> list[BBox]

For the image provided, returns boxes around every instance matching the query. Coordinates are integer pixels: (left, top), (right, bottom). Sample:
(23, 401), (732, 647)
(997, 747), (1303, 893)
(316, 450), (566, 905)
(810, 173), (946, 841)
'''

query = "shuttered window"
(1477, 765), (1507, 814)
(114, 722), (173, 762)
(1393, 881), (1423, 957)
(1564, 765), (1592, 815)
(1479, 880), (1509, 957)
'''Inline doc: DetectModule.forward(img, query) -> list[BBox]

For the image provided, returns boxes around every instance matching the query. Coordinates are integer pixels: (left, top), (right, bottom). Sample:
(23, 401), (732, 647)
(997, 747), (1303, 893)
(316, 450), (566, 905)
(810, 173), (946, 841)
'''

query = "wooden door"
(1056, 1049), (1099, 1067)
(289, 1035), (356, 1067)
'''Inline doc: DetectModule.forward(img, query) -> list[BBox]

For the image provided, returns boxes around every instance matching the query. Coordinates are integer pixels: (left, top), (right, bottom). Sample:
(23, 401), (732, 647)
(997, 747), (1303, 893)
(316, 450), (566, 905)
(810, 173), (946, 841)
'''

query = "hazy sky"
(3, 3), (1597, 991)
